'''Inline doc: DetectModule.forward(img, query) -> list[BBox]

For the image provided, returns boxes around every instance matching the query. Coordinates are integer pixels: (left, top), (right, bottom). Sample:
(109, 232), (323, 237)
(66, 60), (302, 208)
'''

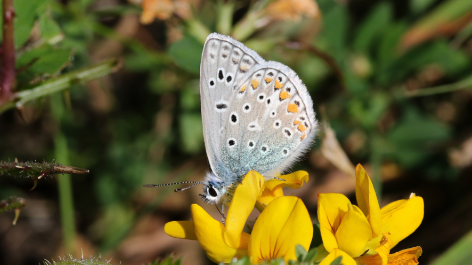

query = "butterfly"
(145, 33), (317, 207)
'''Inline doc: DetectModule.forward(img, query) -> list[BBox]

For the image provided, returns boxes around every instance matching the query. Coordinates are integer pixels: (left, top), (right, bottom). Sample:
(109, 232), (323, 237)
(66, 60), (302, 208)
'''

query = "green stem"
(231, 0), (272, 41)
(216, 1), (235, 35)
(370, 134), (383, 198)
(0, 59), (120, 114)
(186, 18), (212, 44)
(55, 133), (77, 255)
(403, 75), (472, 97)
(231, 10), (262, 41)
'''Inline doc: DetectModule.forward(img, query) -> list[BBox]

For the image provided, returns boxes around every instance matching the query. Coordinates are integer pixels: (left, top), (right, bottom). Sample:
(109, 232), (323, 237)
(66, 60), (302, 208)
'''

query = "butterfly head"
(200, 171), (226, 204)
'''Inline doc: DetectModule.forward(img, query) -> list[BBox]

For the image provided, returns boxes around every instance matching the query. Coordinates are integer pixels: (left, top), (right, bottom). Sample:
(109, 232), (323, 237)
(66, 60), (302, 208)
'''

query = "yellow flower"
(250, 196), (313, 263)
(317, 164), (424, 264)
(165, 170), (313, 264)
(255, 170), (309, 211)
(356, 233), (422, 265)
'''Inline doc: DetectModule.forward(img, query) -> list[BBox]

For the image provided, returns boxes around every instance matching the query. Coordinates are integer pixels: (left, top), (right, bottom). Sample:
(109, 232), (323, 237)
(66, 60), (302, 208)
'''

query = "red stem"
(0, 0), (15, 104)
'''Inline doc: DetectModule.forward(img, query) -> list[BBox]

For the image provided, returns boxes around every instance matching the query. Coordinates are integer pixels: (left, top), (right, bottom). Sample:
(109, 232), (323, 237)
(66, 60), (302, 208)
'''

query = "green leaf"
(348, 93), (390, 129)
(384, 108), (452, 167)
(375, 21), (408, 70)
(295, 244), (307, 262)
(168, 36), (203, 74)
(228, 256), (251, 265)
(353, 2), (392, 52)
(27, 49), (71, 75)
(310, 223), (323, 249)
(410, 0), (437, 14)
(431, 229), (472, 265)
(320, 4), (348, 62)
(306, 247), (319, 263)
(387, 116), (451, 147)
(180, 81), (200, 111)
(378, 40), (470, 85)
(179, 113), (204, 154)
(39, 13), (62, 40)
(330, 256), (343, 265)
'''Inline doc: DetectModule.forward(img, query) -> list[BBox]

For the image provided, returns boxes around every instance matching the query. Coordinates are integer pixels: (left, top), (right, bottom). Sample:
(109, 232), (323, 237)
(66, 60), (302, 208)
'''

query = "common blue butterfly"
(145, 33), (318, 206)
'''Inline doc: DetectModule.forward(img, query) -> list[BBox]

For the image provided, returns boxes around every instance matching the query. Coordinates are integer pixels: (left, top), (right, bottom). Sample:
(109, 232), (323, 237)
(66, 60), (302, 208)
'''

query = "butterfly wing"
(200, 33), (264, 181)
(222, 61), (318, 178)
(201, 33), (317, 185)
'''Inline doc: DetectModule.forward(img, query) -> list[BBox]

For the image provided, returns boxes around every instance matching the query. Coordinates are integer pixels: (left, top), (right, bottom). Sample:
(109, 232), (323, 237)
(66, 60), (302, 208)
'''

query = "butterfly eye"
(207, 185), (218, 197)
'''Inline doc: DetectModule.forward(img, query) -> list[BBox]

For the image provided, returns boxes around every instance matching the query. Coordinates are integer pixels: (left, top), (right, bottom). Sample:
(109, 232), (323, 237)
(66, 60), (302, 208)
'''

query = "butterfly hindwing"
(222, 62), (317, 179)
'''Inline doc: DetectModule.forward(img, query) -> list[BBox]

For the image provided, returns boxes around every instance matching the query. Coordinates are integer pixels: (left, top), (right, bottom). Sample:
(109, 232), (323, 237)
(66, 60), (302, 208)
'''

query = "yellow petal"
(388, 246), (422, 265)
(320, 248), (357, 265)
(317, 193), (351, 253)
(164, 221), (197, 240)
(224, 170), (265, 249)
(249, 196), (313, 264)
(355, 164), (382, 238)
(256, 171), (309, 211)
(335, 204), (372, 257)
(256, 186), (284, 210)
(191, 204), (249, 263)
(264, 171), (309, 191)
(381, 194), (424, 248)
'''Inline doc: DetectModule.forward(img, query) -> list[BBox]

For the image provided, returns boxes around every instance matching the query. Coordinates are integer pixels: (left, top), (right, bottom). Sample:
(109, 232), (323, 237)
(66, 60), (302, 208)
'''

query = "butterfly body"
(199, 33), (318, 204)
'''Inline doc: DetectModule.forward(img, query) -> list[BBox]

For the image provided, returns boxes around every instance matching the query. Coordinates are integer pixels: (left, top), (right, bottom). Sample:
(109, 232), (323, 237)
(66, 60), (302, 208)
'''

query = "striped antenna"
(174, 182), (200, 192)
(143, 181), (202, 193)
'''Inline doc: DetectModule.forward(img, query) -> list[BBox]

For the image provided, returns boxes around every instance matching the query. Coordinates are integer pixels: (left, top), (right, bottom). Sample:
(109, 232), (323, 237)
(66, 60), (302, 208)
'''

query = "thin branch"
(0, 0), (16, 104)
(287, 42), (345, 89)
(403, 75), (472, 97)
(0, 58), (122, 114)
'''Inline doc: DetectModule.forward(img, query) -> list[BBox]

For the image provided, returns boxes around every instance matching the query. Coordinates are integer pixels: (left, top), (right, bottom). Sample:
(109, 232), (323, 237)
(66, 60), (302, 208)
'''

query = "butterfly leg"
(273, 176), (286, 181)
(215, 203), (226, 225)
(236, 175), (244, 185)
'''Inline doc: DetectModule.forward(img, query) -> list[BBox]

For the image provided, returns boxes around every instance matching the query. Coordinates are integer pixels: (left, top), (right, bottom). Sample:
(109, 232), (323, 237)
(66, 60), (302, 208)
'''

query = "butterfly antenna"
(143, 181), (202, 190)
(174, 182), (201, 192)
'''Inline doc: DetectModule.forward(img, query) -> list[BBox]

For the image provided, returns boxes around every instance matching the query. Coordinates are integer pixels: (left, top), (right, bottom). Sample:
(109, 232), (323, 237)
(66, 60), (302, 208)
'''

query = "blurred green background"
(1, 0), (472, 264)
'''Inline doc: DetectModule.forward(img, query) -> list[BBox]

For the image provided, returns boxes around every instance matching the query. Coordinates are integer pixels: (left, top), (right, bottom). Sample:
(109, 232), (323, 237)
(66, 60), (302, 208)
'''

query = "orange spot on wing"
(293, 120), (301, 125)
(280, 91), (290, 100)
(239, 84), (247, 93)
(274, 80), (283, 89)
(301, 134), (306, 140)
(265, 77), (273, 83)
(287, 103), (299, 113)
(251, 79), (260, 89)
(298, 123), (307, 132)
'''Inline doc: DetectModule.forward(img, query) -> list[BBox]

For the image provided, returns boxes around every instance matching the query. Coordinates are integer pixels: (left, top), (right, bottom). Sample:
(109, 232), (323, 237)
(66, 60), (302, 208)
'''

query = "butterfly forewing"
(201, 33), (317, 186)
(200, 33), (264, 179)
